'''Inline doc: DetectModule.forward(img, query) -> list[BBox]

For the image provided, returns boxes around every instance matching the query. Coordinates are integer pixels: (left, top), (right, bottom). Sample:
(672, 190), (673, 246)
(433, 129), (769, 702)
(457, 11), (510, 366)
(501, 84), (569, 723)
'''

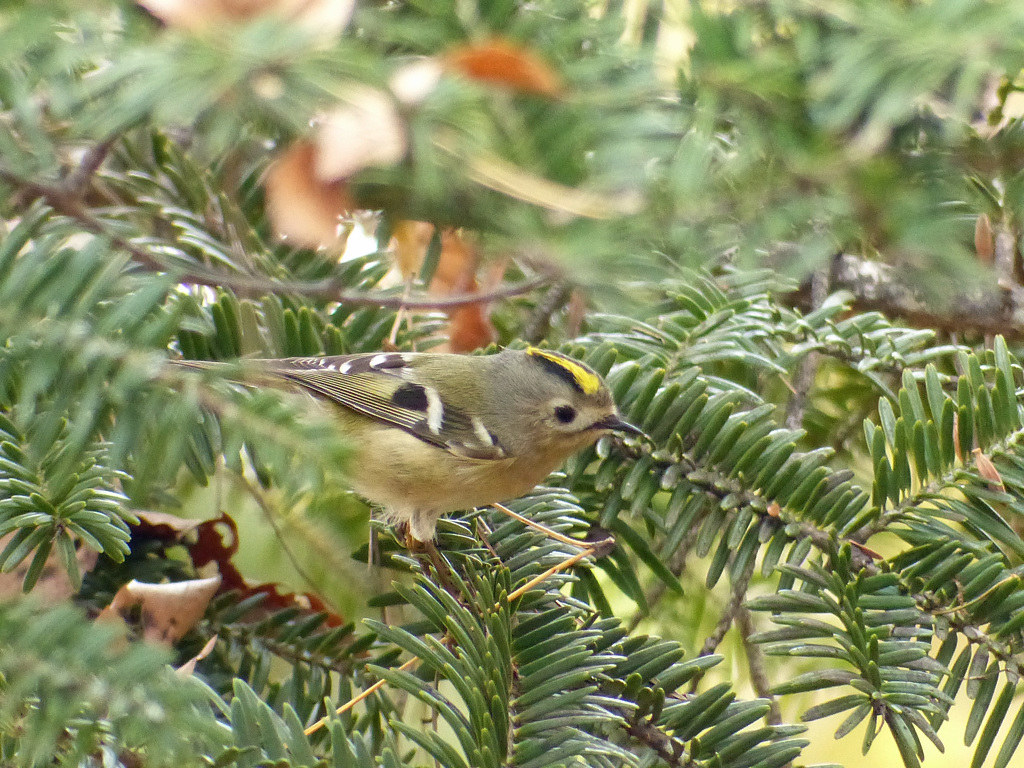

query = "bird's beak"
(594, 415), (647, 438)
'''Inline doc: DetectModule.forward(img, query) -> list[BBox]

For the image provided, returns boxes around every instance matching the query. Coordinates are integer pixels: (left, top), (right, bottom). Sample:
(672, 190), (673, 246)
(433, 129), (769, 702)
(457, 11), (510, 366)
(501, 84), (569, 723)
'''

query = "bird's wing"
(262, 354), (508, 461)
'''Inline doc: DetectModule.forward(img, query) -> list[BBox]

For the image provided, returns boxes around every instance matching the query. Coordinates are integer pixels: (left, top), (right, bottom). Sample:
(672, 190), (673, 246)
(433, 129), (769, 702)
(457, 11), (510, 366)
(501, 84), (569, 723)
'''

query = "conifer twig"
(0, 165), (557, 309)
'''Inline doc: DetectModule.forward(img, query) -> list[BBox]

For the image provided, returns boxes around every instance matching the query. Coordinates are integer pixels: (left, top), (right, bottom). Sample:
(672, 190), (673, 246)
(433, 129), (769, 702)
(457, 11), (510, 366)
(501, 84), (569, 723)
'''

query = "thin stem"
(491, 501), (594, 549)
(784, 272), (826, 431)
(736, 607), (782, 725)
(523, 281), (571, 343)
(240, 474), (326, 601)
(507, 547), (597, 602)
(697, 549), (758, 660)
(304, 657), (418, 736)
(63, 136), (118, 198)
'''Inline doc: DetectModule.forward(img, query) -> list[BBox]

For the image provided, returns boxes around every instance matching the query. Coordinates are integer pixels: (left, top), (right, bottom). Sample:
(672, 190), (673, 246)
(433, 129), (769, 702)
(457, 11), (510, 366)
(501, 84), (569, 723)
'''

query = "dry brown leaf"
(429, 229), (477, 294)
(973, 448), (1006, 492)
(0, 533), (98, 604)
(975, 213), (995, 264)
(137, 0), (354, 38)
(391, 220), (435, 279)
(445, 303), (498, 353)
(445, 38), (563, 97)
(98, 575), (222, 646)
(566, 288), (587, 338)
(390, 58), (444, 106)
(431, 230), (497, 352)
(265, 140), (354, 250)
(314, 87), (408, 181)
(388, 224), (498, 352)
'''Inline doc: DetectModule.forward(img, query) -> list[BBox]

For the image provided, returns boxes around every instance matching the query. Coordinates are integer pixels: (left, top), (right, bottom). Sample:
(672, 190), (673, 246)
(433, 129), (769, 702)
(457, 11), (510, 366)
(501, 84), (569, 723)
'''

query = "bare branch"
(697, 548), (758, 661)
(524, 281), (572, 343)
(737, 607), (782, 725)
(784, 269), (828, 430)
(788, 252), (1024, 339)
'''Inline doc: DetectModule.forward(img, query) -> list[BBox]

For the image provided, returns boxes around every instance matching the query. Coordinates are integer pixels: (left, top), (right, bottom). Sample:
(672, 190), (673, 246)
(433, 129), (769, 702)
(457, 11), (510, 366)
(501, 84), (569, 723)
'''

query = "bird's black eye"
(554, 404), (577, 424)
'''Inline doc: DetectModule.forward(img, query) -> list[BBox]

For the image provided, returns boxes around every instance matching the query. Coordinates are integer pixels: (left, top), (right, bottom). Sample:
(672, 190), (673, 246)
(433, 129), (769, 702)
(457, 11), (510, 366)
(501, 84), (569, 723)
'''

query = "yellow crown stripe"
(526, 347), (601, 395)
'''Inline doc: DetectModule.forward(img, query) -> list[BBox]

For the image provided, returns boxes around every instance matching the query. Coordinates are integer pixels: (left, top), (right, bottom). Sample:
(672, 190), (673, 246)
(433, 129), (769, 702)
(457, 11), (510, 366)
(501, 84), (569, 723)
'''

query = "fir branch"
(0, 166), (557, 309)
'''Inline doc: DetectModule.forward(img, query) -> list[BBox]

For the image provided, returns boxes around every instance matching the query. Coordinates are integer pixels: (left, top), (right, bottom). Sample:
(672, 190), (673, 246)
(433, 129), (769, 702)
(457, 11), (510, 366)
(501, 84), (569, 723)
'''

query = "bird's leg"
(402, 526), (461, 599)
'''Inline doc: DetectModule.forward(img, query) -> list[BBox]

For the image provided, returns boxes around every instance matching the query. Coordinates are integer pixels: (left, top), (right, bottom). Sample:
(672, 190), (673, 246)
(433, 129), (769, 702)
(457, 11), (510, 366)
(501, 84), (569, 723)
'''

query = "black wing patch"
(391, 382), (429, 411)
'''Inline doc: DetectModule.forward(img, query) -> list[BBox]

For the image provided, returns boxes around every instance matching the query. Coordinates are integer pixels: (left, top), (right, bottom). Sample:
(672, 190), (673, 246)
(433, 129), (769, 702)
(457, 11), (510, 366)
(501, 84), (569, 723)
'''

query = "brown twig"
(787, 251), (1024, 340)
(784, 269), (828, 430)
(696, 546), (758, 664)
(623, 719), (690, 766)
(736, 607), (782, 725)
(523, 281), (572, 343)
(63, 136), (118, 199)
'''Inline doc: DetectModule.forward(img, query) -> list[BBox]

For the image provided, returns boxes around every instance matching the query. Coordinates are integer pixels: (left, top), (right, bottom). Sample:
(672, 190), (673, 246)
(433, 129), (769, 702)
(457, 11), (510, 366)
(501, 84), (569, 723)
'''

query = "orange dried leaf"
(265, 140), (354, 250)
(99, 575), (222, 646)
(315, 87), (408, 181)
(430, 229), (478, 294)
(445, 38), (563, 97)
(566, 288), (587, 338)
(387, 224), (498, 352)
(973, 448), (1006, 492)
(446, 303), (496, 353)
(431, 230), (496, 352)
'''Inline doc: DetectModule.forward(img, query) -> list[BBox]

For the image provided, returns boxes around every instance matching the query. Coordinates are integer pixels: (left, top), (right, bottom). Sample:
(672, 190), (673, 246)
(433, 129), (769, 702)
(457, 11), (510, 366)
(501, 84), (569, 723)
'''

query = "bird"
(173, 347), (642, 545)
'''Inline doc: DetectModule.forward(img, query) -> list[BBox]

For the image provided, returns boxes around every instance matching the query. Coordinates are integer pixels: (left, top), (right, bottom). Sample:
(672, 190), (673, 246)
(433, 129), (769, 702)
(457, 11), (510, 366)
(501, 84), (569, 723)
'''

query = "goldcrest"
(177, 347), (641, 541)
